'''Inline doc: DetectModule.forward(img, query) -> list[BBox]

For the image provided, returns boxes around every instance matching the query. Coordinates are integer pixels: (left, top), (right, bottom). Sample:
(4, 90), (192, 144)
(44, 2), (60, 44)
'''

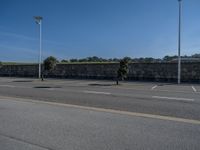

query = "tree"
(123, 57), (132, 62)
(43, 56), (58, 80)
(113, 58), (120, 62)
(78, 58), (88, 62)
(192, 54), (200, 58)
(163, 55), (178, 62)
(143, 57), (154, 63)
(61, 59), (68, 63)
(70, 59), (78, 62)
(116, 58), (129, 85)
(44, 56), (58, 71)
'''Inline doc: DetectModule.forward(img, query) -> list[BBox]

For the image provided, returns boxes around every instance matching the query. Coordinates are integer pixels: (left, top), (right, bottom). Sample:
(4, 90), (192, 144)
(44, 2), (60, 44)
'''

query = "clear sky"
(0, 0), (200, 62)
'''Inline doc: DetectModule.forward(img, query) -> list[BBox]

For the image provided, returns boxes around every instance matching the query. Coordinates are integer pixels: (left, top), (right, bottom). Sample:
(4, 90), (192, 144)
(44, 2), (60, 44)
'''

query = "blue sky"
(0, 0), (200, 62)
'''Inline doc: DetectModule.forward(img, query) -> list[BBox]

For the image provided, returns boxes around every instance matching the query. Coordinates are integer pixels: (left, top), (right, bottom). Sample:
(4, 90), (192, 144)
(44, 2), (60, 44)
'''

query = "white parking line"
(152, 96), (194, 102)
(192, 86), (197, 92)
(83, 90), (111, 95)
(78, 81), (98, 85)
(66, 80), (82, 84)
(0, 85), (15, 88)
(151, 85), (157, 90)
(47, 88), (55, 91)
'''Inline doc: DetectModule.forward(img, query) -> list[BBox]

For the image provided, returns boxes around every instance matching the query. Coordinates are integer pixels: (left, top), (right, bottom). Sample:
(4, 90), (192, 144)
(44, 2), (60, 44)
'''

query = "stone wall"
(0, 62), (200, 82)
(128, 63), (200, 82)
(0, 64), (38, 77)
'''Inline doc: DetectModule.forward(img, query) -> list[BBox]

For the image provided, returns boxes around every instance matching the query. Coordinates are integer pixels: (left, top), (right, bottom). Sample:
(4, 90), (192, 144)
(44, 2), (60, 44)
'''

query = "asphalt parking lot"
(0, 77), (199, 92)
(0, 77), (200, 120)
(0, 77), (200, 150)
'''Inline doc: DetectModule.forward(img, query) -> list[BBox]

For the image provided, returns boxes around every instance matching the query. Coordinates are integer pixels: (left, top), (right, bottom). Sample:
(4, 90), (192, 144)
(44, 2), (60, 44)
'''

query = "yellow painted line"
(0, 95), (200, 125)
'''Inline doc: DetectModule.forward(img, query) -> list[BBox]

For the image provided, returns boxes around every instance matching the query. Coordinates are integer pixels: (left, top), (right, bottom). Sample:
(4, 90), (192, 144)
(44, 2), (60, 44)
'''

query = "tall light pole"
(178, 0), (182, 84)
(34, 16), (43, 79)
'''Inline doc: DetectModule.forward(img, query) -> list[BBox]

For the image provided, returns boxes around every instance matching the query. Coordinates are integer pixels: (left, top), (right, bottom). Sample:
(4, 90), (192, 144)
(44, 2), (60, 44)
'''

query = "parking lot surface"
(0, 77), (200, 120)
(0, 77), (200, 149)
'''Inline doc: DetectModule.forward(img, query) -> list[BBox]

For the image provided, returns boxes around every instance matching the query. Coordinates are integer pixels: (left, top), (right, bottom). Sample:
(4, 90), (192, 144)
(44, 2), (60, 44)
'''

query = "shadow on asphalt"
(34, 86), (62, 89)
(157, 83), (176, 86)
(13, 80), (33, 82)
(88, 83), (115, 87)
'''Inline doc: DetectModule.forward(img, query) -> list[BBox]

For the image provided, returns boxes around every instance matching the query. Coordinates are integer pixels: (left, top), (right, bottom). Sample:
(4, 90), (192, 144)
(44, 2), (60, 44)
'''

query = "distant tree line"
(60, 54), (200, 63)
(1, 54), (200, 65)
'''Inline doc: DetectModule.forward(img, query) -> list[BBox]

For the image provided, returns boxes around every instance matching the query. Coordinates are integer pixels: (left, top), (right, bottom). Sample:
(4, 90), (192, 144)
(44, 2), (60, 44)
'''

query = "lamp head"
(34, 16), (43, 24)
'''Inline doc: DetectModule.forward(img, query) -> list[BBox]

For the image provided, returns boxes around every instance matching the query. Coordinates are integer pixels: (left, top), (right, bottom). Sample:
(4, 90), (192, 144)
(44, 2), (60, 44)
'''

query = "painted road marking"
(0, 85), (33, 89)
(83, 90), (111, 95)
(65, 80), (82, 84)
(0, 95), (200, 125)
(0, 85), (15, 88)
(192, 86), (197, 92)
(151, 85), (157, 90)
(78, 81), (98, 85)
(47, 88), (55, 91)
(152, 96), (194, 102)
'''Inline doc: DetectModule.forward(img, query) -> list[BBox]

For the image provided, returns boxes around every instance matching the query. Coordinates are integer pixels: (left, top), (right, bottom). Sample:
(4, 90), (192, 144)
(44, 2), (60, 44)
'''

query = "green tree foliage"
(70, 59), (78, 62)
(192, 54), (200, 58)
(163, 55), (178, 62)
(0, 61), (2, 69)
(60, 53), (200, 63)
(123, 57), (132, 62)
(43, 56), (59, 71)
(61, 59), (69, 63)
(78, 58), (88, 62)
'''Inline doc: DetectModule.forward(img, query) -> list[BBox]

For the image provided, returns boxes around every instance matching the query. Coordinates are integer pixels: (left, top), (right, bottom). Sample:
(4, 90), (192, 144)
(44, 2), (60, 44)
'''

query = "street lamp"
(34, 16), (43, 79)
(178, 0), (182, 84)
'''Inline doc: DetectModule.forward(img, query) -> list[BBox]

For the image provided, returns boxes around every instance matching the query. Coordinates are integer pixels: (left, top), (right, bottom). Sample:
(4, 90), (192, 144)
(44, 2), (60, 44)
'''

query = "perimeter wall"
(0, 62), (199, 82)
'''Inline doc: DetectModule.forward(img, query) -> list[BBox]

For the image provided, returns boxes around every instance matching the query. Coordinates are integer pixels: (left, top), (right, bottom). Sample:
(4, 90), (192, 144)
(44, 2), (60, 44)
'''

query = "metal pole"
(178, 0), (182, 84)
(34, 16), (43, 79)
(39, 20), (42, 79)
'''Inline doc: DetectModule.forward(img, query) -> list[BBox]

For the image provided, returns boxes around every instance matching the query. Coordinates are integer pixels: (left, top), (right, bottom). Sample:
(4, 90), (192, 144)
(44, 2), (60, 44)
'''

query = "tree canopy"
(52, 53), (200, 64)
(43, 56), (59, 71)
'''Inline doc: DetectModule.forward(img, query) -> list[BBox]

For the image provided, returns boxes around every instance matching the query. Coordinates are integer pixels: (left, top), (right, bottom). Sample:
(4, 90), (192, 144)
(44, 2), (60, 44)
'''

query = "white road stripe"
(66, 80), (82, 84)
(192, 86), (197, 92)
(0, 85), (15, 88)
(47, 88), (55, 91)
(151, 85), (157, 90)
(152, 96), (194, 102)
(78, 81), (98, 85)
(83, 90), (111, 95)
